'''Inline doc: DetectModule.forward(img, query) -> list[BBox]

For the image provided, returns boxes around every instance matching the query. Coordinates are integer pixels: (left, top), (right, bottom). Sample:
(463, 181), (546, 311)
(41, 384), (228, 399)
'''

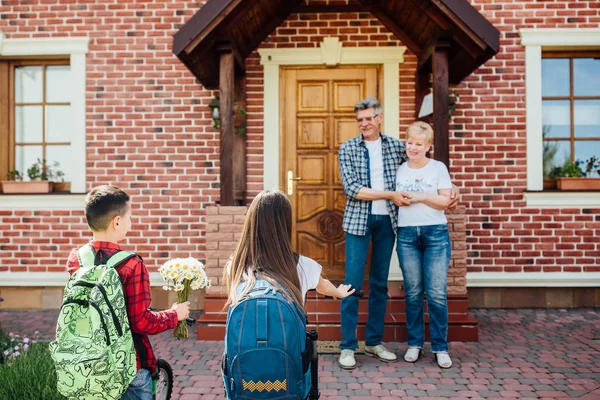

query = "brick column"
(447, 206), (467, 295)
(205, 206), (248, 295)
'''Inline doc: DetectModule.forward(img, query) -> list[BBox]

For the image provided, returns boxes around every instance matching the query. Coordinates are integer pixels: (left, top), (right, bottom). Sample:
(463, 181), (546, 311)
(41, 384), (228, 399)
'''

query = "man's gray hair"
(354, 97), (382, 114)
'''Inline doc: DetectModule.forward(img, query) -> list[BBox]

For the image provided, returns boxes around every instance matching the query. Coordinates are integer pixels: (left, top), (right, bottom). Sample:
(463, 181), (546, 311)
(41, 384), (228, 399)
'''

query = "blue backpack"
(222, 279), (312, 400)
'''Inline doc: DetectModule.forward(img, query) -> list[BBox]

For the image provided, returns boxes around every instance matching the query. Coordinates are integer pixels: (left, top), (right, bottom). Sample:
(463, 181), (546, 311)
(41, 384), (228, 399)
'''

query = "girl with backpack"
(222, 190), (354, 400)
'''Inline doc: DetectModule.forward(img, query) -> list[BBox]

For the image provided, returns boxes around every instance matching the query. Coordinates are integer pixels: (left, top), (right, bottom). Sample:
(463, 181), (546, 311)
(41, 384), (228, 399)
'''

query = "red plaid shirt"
(66, 241), (178, 374)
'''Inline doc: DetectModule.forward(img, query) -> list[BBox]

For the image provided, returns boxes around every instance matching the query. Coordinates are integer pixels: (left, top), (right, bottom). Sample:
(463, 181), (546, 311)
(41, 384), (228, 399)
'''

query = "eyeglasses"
(356, 114), (379, 124)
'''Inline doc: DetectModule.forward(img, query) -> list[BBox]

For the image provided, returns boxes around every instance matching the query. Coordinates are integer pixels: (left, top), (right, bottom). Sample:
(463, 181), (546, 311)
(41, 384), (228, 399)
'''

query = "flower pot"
(1, 181), (54, 194)
(557, 177), (600, 191)
(543, 178), (557, 190)
(53, 182), (71, 193)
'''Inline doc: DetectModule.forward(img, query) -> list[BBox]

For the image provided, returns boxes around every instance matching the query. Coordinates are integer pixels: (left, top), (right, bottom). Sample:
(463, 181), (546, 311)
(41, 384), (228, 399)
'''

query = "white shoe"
(404, 347), (423, 363)
(338, 349), (357, 369)
(434, 352), (453, 369)
(364, 344), (397, 362)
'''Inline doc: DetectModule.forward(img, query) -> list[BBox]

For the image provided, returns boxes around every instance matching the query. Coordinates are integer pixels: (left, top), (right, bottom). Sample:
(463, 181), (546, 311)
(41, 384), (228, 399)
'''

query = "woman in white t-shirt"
(395, 122), (453, 369)
(225, 190), (354, 309)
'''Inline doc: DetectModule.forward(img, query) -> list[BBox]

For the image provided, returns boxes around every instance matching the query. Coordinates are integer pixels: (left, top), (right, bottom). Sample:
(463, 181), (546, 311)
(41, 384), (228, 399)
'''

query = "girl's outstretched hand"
(336, 284), (355, 299)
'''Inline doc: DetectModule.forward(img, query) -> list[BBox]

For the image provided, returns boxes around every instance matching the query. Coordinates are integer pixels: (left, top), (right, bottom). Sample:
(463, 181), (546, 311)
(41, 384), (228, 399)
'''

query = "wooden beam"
(371, 10), (422, 57)
(219, 45), (235, 206)
(432, 44), (450, 168)
(418, 31), (452, 72)
(233, 76), (246, 205)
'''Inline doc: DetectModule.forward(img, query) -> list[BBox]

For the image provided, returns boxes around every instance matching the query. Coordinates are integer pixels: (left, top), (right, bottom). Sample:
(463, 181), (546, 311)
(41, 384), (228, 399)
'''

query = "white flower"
(23, 344), (29, 350)
(162, 285), (171, 291)
(174, 283), (185, 292)
(23, 338), (29, 344)
(3, 350), (8, 356)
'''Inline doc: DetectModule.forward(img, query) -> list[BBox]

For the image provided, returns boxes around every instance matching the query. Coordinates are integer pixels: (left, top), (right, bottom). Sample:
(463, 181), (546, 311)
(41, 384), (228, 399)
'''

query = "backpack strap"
(76, 244), (139, 269)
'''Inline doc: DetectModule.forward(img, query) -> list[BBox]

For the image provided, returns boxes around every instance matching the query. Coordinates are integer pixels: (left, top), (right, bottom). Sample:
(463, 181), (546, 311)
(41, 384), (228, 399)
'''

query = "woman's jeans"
(396, 224), (451, 353)
(340, 214), (395, 350)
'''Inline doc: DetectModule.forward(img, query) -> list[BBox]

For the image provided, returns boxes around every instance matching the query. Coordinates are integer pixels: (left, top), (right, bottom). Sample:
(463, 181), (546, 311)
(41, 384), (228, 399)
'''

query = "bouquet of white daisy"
(159, 257), (211, 339)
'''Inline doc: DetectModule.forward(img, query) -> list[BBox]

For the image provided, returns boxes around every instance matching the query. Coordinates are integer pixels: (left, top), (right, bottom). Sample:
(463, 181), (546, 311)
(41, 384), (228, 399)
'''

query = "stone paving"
(1, 308), (599, 399)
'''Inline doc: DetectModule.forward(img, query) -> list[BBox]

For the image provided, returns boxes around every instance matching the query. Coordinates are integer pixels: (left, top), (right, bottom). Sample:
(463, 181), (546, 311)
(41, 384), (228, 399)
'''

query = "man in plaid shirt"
(337, 97), (409, 369)
(67, 185), (190, 399)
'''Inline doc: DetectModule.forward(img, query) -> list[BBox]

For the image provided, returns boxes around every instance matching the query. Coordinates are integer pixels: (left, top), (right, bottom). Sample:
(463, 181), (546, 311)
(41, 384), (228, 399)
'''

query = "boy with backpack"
(50, 185), (190, 400)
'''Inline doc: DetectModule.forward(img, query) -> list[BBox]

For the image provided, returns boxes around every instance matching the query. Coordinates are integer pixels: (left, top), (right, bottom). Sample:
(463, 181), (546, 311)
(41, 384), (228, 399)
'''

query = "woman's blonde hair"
(406, 121), (433, 145)
(224, 190), (303, 308)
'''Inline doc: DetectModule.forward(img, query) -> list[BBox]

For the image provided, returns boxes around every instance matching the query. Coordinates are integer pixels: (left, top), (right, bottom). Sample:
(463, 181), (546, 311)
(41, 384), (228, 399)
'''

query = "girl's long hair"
(224, 190), (303, 308)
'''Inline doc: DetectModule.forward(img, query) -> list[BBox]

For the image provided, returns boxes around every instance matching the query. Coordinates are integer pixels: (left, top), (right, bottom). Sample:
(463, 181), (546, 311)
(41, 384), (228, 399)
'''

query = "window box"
(53, 181), (71, 193)
(1, 180), (54, 194)
(543, 178), (557, 190)
(557, 177), (600, 191)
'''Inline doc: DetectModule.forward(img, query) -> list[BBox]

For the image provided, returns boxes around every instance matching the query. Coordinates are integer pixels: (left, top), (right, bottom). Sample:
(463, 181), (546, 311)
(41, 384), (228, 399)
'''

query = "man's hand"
(335, 284), (355, 299)
(390, 191), (412, 206)
(447, 185), (460, 210)
(172, 301), (191, 321)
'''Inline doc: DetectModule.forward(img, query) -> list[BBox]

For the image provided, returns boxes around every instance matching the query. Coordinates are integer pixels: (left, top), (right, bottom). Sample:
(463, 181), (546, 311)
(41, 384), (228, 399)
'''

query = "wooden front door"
(281, 66), (380, 280)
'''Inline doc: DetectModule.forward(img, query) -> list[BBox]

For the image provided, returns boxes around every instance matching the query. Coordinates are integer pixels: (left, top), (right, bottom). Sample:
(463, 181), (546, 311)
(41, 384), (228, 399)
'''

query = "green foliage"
(9, 159), (64, 182)
(552, 157), (600, 179)
(6, 170), (23, 181)
(0, 330), (62, 400)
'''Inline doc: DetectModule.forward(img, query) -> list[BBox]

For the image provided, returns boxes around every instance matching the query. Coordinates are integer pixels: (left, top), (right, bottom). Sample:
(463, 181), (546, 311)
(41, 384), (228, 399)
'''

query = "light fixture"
(418, 92), (433, 118)
(209, 95), (220, 130)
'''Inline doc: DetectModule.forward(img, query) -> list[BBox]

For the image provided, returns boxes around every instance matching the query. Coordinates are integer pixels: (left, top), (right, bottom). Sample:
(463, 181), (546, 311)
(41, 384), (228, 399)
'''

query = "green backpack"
(50, 244), (138, 400)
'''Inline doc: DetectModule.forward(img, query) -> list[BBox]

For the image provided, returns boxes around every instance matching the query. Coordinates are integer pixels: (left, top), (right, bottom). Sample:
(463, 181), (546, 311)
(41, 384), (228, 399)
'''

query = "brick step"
(200, 283), (478, 342)
(197, 319), (478, 342)
(203, 297), (469, 314)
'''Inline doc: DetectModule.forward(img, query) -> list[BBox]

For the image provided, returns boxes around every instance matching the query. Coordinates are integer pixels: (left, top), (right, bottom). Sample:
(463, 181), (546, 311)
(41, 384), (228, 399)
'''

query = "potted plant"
(1, 159), (63, 194)
(48, 161), (71, 193)
(556, 156), (600, 190)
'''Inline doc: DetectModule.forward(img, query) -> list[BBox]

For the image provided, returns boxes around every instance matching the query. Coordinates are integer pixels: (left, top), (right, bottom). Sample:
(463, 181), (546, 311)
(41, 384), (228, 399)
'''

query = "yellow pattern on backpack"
(242, 379), (287, 392)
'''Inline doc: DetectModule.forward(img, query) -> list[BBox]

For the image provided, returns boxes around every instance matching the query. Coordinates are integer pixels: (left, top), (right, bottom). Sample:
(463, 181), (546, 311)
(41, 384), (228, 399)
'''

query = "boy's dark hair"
(85, 185), (130, 231)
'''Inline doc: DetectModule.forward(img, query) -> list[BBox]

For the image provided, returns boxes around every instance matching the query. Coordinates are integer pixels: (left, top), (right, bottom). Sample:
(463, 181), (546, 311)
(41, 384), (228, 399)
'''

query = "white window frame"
(0, 31), (89, 209)
(521, 28), (600, 207)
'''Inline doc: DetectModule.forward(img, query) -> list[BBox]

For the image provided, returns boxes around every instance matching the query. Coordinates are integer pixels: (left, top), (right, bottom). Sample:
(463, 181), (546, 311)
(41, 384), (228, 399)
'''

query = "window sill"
(0, 193), (87, 210)
(523, 191), (600, 207)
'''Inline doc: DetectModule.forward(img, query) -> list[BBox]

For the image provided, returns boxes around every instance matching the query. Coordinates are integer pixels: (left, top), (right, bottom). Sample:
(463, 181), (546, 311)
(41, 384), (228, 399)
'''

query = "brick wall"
(0, 0), (598, 289)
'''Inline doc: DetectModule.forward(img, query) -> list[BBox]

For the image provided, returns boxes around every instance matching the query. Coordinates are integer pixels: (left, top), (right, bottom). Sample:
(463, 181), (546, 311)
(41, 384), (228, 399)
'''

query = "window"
(521, 28), (600, 207)
(0, 33), (88, 202)
(7, 60), (73, 183)
(542, 54), (600, 179)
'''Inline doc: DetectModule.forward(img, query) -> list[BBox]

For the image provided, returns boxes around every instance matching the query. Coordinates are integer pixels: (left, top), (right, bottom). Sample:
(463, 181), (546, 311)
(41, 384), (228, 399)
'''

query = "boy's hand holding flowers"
(159, 257), (211, 339)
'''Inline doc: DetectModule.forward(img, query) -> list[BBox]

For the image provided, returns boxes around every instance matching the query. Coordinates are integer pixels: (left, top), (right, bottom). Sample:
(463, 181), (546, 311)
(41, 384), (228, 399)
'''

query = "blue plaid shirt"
(339, 133), (407, 236)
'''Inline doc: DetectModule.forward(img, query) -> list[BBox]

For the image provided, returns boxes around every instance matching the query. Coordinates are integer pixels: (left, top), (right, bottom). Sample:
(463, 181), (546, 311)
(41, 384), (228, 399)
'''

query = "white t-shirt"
(296, 255), (322, 303)
(395, 159), (452, 227)
(364, 138), (388, 215)
(226, 255), (322, 304)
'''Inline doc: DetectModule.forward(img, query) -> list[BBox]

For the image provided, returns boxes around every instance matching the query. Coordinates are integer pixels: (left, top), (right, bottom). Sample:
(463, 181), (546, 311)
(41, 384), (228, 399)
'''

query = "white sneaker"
(364, 344), (397, 362)
(338, 349), (356, 369)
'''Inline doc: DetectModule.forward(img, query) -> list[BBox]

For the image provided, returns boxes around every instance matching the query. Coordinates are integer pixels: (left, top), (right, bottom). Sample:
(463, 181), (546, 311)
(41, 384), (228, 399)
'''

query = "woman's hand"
(447, 185), (460, 210)
(335, 284), (356, 299)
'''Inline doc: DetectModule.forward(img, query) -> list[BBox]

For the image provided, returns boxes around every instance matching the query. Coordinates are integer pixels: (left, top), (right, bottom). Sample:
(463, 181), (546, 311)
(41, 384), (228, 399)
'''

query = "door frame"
(258, 38), (407, 280)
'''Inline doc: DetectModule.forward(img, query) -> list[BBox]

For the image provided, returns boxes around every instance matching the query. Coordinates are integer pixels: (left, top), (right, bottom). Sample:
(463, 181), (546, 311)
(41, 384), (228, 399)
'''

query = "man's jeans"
(396, 224), (451, 353)
(340, 214), (395, 350)
(121, 369), (153, 400)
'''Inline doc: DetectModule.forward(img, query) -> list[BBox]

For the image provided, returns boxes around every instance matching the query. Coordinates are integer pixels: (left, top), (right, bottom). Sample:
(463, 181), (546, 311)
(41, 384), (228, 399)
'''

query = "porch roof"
(173, 0), (500, 89)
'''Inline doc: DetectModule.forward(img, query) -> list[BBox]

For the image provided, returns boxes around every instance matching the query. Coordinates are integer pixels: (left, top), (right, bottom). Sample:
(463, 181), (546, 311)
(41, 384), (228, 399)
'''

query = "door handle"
(287, 170), (302, 195)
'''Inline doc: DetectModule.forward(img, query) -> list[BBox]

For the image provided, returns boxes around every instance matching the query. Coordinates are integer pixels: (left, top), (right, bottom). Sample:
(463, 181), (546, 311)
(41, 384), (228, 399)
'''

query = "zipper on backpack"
(61, 299), (89, 308)
(96, 284), (123, 337)
(89, 301), (111, 346)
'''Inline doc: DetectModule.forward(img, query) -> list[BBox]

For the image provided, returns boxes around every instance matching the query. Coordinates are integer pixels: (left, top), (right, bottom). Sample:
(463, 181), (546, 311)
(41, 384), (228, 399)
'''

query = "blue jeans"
(396, 224), (451, 352)
(340, 214), (395, 350)
(121, 369), (153, 400)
